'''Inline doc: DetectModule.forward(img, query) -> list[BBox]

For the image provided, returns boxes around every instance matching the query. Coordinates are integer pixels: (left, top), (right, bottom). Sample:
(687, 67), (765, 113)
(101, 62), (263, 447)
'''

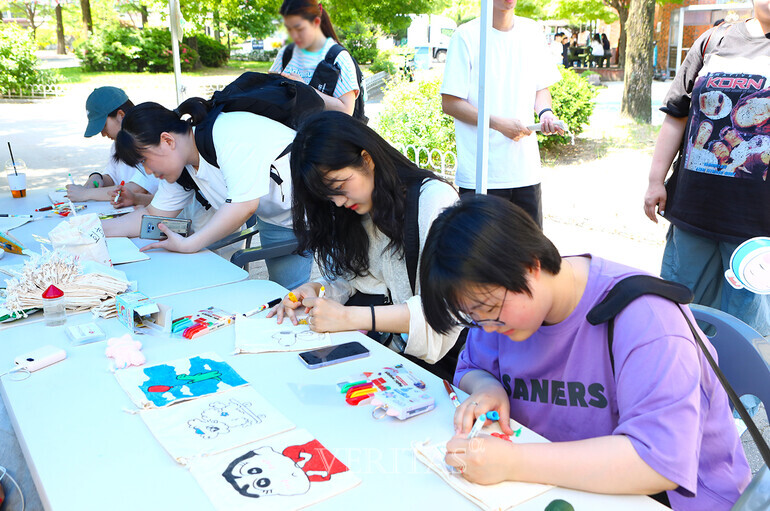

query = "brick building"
(653, 1), (754, 78)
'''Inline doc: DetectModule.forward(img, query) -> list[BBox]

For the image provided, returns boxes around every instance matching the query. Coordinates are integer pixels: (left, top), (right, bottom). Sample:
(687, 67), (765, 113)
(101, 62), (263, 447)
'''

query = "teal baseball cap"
(84, 86), (129, 137)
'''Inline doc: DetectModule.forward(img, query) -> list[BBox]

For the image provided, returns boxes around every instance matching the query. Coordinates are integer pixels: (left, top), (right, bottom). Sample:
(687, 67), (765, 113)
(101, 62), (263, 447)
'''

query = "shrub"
(0, 24), (59, 95)
(194, 33), (228, 67)
(77, 27), (197, 73)
(370, 50), (396, 75)
(339, 22), (378, 65)
(376, 75), (456, 159)
(538, 66), (598, 148)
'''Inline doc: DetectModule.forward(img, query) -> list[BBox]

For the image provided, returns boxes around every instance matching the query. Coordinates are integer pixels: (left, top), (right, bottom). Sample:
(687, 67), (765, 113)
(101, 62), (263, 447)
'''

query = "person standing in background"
(440, 0), (564, 228)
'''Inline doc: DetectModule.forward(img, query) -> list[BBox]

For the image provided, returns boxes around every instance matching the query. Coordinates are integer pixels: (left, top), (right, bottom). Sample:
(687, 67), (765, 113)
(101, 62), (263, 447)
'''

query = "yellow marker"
(319, 286), (325, 298)
(287, 292), (299, 303)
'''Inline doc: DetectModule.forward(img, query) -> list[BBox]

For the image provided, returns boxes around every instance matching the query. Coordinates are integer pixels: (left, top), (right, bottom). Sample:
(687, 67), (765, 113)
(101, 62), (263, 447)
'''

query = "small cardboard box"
(116, 291), (172, 333)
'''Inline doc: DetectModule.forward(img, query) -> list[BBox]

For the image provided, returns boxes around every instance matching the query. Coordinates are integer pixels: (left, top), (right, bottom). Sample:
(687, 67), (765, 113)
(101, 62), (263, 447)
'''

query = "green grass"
(54, 60), (272, 84)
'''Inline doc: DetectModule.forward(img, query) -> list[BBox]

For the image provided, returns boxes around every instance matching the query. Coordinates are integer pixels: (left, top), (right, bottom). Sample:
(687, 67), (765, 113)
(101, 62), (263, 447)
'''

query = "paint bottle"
(42, 284), (67, 326)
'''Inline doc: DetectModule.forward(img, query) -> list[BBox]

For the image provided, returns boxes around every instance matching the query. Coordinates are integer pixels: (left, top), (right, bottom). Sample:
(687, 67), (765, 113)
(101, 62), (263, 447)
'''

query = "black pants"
(459, 184), (543, 228)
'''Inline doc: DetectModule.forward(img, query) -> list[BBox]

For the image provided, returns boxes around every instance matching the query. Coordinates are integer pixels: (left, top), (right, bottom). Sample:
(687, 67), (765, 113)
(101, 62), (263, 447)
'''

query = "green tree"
(326, 0), (436, 36)
(437, 0), (478, 25)
(4, 0), (50, 39)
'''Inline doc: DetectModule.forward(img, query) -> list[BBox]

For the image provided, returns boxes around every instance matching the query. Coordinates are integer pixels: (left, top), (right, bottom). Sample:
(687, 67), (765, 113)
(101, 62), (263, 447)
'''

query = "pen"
(243, 297), (283, 317)
(443, 379), (460, 408)
(35, 202), (66, 212)
(114, 180), (125, 204)
(467, 411), (499, 439)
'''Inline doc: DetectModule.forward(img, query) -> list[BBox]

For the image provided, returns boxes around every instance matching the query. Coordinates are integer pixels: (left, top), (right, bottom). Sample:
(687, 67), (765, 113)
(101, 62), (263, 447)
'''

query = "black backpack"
(282, 42), (367, 123)
(177, 72), (325, 210)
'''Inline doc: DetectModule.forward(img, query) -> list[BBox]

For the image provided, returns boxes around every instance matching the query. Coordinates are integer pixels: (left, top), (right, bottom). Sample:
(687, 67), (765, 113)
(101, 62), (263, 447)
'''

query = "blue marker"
(467, 410), (499, 439)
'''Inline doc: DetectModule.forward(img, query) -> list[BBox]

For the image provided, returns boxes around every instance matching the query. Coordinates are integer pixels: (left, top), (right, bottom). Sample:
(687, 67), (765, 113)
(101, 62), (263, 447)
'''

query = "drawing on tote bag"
(115, 352), (248, 409)
(139, 386), (296, 463)
(189, 429), (360, 511)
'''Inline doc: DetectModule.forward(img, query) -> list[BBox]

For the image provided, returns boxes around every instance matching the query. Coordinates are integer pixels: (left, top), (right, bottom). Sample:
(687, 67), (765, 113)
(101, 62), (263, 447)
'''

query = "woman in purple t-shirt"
(419, 195), (750, 511)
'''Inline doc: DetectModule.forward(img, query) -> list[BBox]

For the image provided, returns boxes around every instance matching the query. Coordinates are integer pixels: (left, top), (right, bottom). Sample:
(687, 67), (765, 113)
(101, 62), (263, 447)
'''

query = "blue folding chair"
(689, 304), (770, 424)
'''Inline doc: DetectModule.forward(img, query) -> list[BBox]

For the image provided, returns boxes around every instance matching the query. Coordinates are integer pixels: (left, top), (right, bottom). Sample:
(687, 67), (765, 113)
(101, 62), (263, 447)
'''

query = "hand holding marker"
(468, 411), (499, 439)
(114, 180), (125, 204)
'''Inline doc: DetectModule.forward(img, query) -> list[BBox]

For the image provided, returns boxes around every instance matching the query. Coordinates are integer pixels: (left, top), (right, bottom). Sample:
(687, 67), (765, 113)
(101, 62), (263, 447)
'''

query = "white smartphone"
(299, 341), (370, 369)
(14, 345), (67, 372)
(139, 215), (192, 240)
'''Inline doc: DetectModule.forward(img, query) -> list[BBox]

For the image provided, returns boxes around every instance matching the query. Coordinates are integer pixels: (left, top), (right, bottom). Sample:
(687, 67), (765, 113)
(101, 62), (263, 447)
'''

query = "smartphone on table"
(140, 215), (192, 240)
(299, 341), (370, 369)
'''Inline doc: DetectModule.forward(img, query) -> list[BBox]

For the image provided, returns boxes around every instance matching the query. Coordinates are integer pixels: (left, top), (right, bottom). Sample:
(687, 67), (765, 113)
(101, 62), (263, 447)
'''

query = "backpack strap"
(323, 43), (344, 65)
(404, 178), (427, 296)
(268, 143), (292, 202)
(586, 275), (693, 375)
(175, 167), (212, 211)
(701, 22), (731, 58)
(282, 43), (295, 71)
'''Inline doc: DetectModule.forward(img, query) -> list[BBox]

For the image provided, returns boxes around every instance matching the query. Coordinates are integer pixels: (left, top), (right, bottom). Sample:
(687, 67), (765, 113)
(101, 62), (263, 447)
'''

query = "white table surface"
(0, 189), (248, 326)
(0, 279), (666, 511)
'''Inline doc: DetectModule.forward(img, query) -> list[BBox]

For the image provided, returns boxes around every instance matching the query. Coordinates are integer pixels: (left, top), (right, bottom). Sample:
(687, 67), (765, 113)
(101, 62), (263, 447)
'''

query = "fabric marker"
(114, 180), (125, 204)
(68, 173), (75, 185)
(287, 292), (299, 303)
(35, 202), (66, 212)
(467, 411), (500, 439)
(93, 180), (99, 188)
(0, 214), (32, 218)
(319, 286), (325, 298)
(443, 379), (461, 408)
(242, 297), (283, 317)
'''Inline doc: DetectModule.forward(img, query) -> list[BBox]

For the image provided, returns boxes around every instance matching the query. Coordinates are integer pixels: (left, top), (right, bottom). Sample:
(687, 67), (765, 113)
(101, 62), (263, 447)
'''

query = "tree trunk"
(80, 0), (93, 33)
(140, 5), (148, 26)
(56, 3), (66, 55)
(621, 0), (655, 123)
(213, 10), (221, 43)
(617, 5), (629, 68)
(25, 4), (37, 40)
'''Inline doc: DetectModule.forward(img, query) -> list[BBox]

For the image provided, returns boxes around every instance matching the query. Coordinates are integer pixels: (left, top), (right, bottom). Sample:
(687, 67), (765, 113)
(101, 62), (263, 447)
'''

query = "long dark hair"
(113, 97), (210, 168)
(280, 0), (339, 43)
(291, 111), (446, 279)
(420, 196), (562, 334)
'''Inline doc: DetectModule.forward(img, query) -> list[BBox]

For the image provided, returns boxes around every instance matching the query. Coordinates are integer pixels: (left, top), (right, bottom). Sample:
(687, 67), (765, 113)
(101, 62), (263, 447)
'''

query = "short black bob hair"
(419, 195), (562, 334)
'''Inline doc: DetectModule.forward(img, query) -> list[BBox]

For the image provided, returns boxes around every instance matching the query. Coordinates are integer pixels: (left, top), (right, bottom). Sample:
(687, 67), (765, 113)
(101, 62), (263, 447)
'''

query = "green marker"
(93, 180), (99, 188)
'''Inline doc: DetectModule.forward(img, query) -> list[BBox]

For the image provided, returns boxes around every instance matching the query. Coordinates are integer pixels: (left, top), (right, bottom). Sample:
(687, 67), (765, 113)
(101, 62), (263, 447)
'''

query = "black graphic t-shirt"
(662, 22), (770, 242)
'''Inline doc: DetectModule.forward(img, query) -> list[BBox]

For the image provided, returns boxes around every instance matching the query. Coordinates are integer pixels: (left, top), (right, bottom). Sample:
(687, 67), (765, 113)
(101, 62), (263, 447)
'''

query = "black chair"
(206, 214), (299, 270)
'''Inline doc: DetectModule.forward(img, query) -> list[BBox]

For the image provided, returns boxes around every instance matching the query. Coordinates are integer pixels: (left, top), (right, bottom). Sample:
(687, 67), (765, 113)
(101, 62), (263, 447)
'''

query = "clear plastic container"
(42, 285), (67, 326)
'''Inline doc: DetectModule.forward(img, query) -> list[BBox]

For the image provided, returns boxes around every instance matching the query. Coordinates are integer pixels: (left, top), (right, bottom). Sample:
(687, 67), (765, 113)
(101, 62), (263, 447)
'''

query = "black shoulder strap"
(404, 178), (427, 296)
(586, 275), (693, 376)
(175, 167), (212, 210)
(282, 43), (295, 70)
(324, 43), (344, 65)
(702, 22), (731, 58)
(587, 274), (770, 471)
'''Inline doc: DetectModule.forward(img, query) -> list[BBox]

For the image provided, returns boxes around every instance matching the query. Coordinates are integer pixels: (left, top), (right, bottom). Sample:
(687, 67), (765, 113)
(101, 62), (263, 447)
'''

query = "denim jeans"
(256, 218), (312, 290)
(661, 225), (770, 336)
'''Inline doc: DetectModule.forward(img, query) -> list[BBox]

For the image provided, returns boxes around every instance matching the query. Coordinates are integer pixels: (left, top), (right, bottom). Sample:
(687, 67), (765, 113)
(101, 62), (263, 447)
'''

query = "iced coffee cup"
(5, 160), (27, 198)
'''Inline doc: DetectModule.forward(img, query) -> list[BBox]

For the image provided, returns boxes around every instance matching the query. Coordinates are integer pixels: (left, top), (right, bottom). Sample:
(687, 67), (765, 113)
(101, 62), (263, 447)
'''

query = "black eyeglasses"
(457, 289), (508, 328)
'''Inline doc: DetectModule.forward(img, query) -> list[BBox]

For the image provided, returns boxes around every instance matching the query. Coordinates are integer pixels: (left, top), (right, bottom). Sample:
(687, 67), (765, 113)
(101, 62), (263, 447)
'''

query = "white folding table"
(0, 279), (667, 511)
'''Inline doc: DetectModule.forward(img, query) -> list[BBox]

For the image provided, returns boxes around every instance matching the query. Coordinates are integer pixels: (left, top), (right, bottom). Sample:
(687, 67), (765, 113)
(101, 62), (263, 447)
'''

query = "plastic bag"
(49, 213), (112, 267)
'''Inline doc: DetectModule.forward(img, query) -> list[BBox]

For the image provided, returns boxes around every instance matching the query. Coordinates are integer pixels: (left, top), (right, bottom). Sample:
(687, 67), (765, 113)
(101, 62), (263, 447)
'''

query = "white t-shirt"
(441, 17), (560, 189)
(150, 112), (295, 229)
(591, 40), (604, 57)
(106, 142), (159, 194)
(270, 37), (360, 99)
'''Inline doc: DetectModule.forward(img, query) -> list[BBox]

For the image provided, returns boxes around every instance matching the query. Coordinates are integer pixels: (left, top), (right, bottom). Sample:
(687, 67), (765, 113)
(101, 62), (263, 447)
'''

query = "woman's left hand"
(139, 222), (195, 253)
(445, 434), (516, 485)
(301, 297), (352, 333)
